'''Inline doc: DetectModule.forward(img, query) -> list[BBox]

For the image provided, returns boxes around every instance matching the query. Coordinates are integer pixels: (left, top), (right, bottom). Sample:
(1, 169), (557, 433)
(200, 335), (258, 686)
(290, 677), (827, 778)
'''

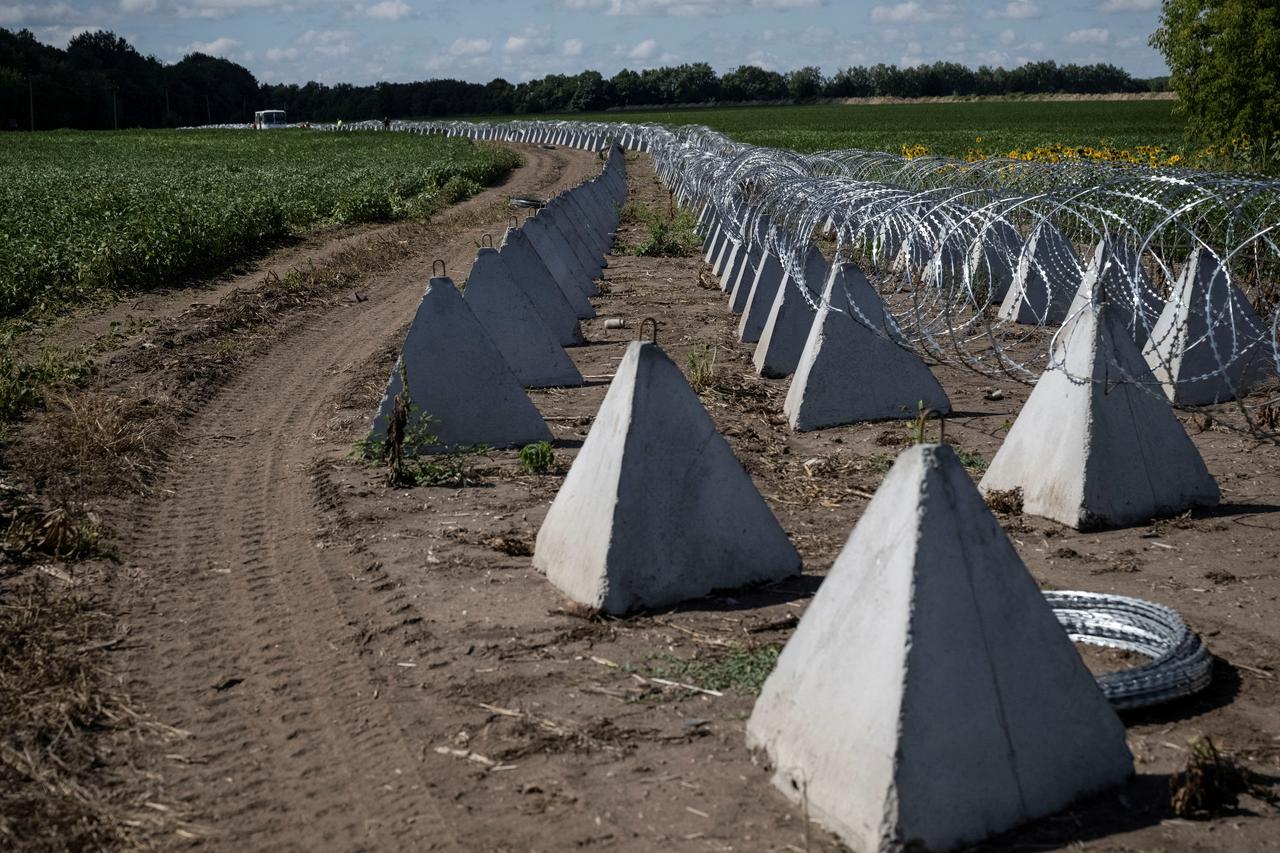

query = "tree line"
(1, 26), (1164, 131)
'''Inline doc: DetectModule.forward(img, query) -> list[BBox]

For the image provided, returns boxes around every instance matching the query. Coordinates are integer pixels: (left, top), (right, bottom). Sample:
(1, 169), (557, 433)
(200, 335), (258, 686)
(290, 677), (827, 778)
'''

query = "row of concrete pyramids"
(528, 341), (1133, 852)
(367, 147), (628, 451)
(697, 202), (1246, 529)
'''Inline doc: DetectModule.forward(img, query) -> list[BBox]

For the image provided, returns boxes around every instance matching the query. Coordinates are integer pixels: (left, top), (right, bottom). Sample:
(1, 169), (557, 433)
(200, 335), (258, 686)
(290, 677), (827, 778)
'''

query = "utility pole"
(28, 75), (34, 132)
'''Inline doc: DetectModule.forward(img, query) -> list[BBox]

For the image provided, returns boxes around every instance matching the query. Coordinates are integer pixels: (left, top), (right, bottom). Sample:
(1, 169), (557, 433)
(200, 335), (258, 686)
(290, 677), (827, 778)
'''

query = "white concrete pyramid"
(784, 262), (951, 430)
(753, 246), (828, 378)
(981, 296), (1219, 528)
(370, 277), (553, 450)
(500, 226), (595, 320)
(494, 229), (585, 346)
(523, 213), (598, 299)
(1074, 237), (1163, 347)
(1141, 247), (1273, 405)
(533, 341), (801, 614)
(998, 222), (1082, 325)
(737, 249), (785, 343)
(464, 248), (584, 389)
(747, 443), (1133, 853)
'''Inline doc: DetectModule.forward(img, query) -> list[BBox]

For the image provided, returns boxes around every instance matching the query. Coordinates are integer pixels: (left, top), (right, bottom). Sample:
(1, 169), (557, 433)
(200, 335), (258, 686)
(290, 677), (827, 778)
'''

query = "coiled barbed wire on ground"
(1045, 590), (1214, 710)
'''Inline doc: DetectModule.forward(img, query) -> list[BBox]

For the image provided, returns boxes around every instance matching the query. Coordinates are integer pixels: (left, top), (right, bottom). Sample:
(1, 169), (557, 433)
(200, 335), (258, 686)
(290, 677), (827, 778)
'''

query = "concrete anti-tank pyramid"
(998, 221), (1082, 325)
(494, 229), (585, 346)
(1141, 247), (1273, 405)
(464, 248), (584, 389)
(499, 226), (595, 321)
(753, 246), (829, 378)
(747, 443), (1133, 853)
(981, 295), (1219, 528)
(784, 261), (951, 430)
(370, 277), (553, 450)
(533, 341), (801, 614)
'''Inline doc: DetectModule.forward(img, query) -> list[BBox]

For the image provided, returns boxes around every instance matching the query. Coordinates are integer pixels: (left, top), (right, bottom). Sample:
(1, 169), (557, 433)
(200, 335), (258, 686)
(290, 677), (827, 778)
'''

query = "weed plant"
(518, 441), (556, 474)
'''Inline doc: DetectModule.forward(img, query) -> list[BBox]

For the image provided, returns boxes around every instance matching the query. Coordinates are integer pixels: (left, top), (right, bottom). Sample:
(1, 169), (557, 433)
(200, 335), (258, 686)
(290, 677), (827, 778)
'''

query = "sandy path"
(112, 143), (601, 850)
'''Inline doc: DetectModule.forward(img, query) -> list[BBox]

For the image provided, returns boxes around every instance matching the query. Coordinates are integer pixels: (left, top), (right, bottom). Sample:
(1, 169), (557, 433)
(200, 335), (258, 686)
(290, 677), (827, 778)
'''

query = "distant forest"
(0, 27), (1168, 130)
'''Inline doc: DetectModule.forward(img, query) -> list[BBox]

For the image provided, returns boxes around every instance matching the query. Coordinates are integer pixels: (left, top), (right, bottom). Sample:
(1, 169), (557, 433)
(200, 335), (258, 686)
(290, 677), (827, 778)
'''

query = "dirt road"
(112, 144), (602, 849)
(97, 142), (1279, 853)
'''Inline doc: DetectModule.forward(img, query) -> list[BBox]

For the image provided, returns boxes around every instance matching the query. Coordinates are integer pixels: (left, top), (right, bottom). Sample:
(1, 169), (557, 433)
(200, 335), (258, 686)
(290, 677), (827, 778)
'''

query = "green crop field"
(513, 99), (1186, 159)
(0, 130), (520, 322)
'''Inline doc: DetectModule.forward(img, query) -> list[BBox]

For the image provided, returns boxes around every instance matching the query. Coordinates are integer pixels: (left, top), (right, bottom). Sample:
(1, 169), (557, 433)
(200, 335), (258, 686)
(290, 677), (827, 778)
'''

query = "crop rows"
(0, 130), (520, 321)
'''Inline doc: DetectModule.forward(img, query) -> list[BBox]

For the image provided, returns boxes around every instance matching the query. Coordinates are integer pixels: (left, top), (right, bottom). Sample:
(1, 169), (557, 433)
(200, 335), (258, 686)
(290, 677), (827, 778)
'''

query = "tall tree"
(1151, 0), (1280, 152)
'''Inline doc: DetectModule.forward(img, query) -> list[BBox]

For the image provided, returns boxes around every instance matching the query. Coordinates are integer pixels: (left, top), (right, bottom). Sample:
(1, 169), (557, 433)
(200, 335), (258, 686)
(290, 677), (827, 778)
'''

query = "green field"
(0, 130), (519, 322)
(517, 99), (1186, 158)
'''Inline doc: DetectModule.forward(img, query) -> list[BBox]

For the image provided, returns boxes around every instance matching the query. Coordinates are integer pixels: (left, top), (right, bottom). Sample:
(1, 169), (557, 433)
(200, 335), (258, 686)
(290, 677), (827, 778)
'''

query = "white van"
(253, 110), (287, 129)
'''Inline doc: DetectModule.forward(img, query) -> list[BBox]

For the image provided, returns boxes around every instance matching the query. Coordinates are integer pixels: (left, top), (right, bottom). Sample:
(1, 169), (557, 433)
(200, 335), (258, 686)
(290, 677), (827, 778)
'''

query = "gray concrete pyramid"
(533, 341), (801, 614)
(784, 262), (951, 430)
(494, 228), (585, 346)
(981, 296), (1219, 528)
(500, 226), (595, 320)
(1141, 247), (1273, 405)
(748, 443), (1133, 852)
(370, 277), (553, 450)
(464, 248), (584, 389)
(998, 221), (1082, 325)
(753, 246), (828, 378)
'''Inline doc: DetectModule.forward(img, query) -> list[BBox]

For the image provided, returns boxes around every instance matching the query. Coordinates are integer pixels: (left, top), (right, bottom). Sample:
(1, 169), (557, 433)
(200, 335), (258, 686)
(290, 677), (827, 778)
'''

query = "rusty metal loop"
(638, 317), (658, 344)
(432, 259), (446, 277)
(916, 405), (946, 445)
(480, 234), (493, 248)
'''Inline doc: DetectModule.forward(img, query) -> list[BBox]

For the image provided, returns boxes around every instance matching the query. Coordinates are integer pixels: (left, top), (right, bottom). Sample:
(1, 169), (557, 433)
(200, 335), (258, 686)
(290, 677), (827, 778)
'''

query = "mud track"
(113, 144), (601, 849)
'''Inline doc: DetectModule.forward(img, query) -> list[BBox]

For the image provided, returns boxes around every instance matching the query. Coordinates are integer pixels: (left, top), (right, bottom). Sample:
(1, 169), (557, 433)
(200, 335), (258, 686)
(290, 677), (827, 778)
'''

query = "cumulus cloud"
(627, 37), (657, 59)
(504, 25), (552, 54)
(1099, 0), (1157, 10)
(265, 46), (299, 61)
(119, 0), (158, 12)
(448, 36), (491, 56)
(999, 28), (1016, 45)
(1065, 27), (1110, 44)
(186, 36), (241, 56)
(562, 38), (583, 56)
(298, 29), (357, 57)
(985, 1), (1040, 19)
(0, 2), (78, 25)
(559, 0), (822, 15)
(870, 2), (958, 24)
(363, 0), (412, 20)
(177, 0), (285, 20)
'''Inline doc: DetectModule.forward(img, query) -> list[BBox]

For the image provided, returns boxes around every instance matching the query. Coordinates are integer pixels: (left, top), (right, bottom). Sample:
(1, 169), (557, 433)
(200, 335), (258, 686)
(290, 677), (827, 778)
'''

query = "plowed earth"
(23, 143), (1280, 852)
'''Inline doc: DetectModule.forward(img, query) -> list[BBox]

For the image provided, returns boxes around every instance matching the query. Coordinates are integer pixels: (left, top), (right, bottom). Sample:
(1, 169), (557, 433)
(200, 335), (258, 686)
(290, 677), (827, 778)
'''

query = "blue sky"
(3, 0), (1169, 86)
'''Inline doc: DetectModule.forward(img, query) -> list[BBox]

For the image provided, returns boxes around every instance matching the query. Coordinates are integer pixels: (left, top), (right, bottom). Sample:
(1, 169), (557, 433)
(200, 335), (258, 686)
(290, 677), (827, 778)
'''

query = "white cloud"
(1065, 27), (1110, 44)
(1099, 0), (1157, 10)
(265, 46), (299, 61)
(985, 1), (1040, 19)
(177, 0), (284, 20)
(627, 37), (658, 59)
(562, 38), (583, 56)
(298, 29), (357, 57)
(870, 2), (957, 24)
(187, 36), (240, 56)
(503, 25), (552, 54)
(363, 0), (412, 20)
(119, 0), (158, 12)
(0, 2), (77, 25)
(1000, 28), (1016, 45)
(560, 0), (822, 15)
(448, 37), (491, 56)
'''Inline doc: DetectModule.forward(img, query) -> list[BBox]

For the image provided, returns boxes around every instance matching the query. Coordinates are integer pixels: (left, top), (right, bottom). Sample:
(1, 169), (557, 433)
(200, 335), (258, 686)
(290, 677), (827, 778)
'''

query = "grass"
(687, 342), (719, 393)
(631, 207), (701, 257)
(0, 129), (520, 324)
(492, 100), (1187, 159)
(651, 645), (781, 694)
(518, 441), (556, 475)
(0, 343), (93, 428)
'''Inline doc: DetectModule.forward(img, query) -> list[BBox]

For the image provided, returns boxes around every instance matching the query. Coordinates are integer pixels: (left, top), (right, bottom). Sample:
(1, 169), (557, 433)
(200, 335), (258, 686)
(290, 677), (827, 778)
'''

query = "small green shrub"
(0, 343), (93, 424)
(687, 342), (719, 392)
(633, 209), (701, 257)
(518, 441), (556, 474)
(652, 646), (781, 694)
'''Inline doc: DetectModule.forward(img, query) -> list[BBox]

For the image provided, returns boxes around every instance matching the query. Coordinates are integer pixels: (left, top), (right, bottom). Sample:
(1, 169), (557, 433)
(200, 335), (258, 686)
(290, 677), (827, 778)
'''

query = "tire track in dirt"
(115, 144), (601, 850)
